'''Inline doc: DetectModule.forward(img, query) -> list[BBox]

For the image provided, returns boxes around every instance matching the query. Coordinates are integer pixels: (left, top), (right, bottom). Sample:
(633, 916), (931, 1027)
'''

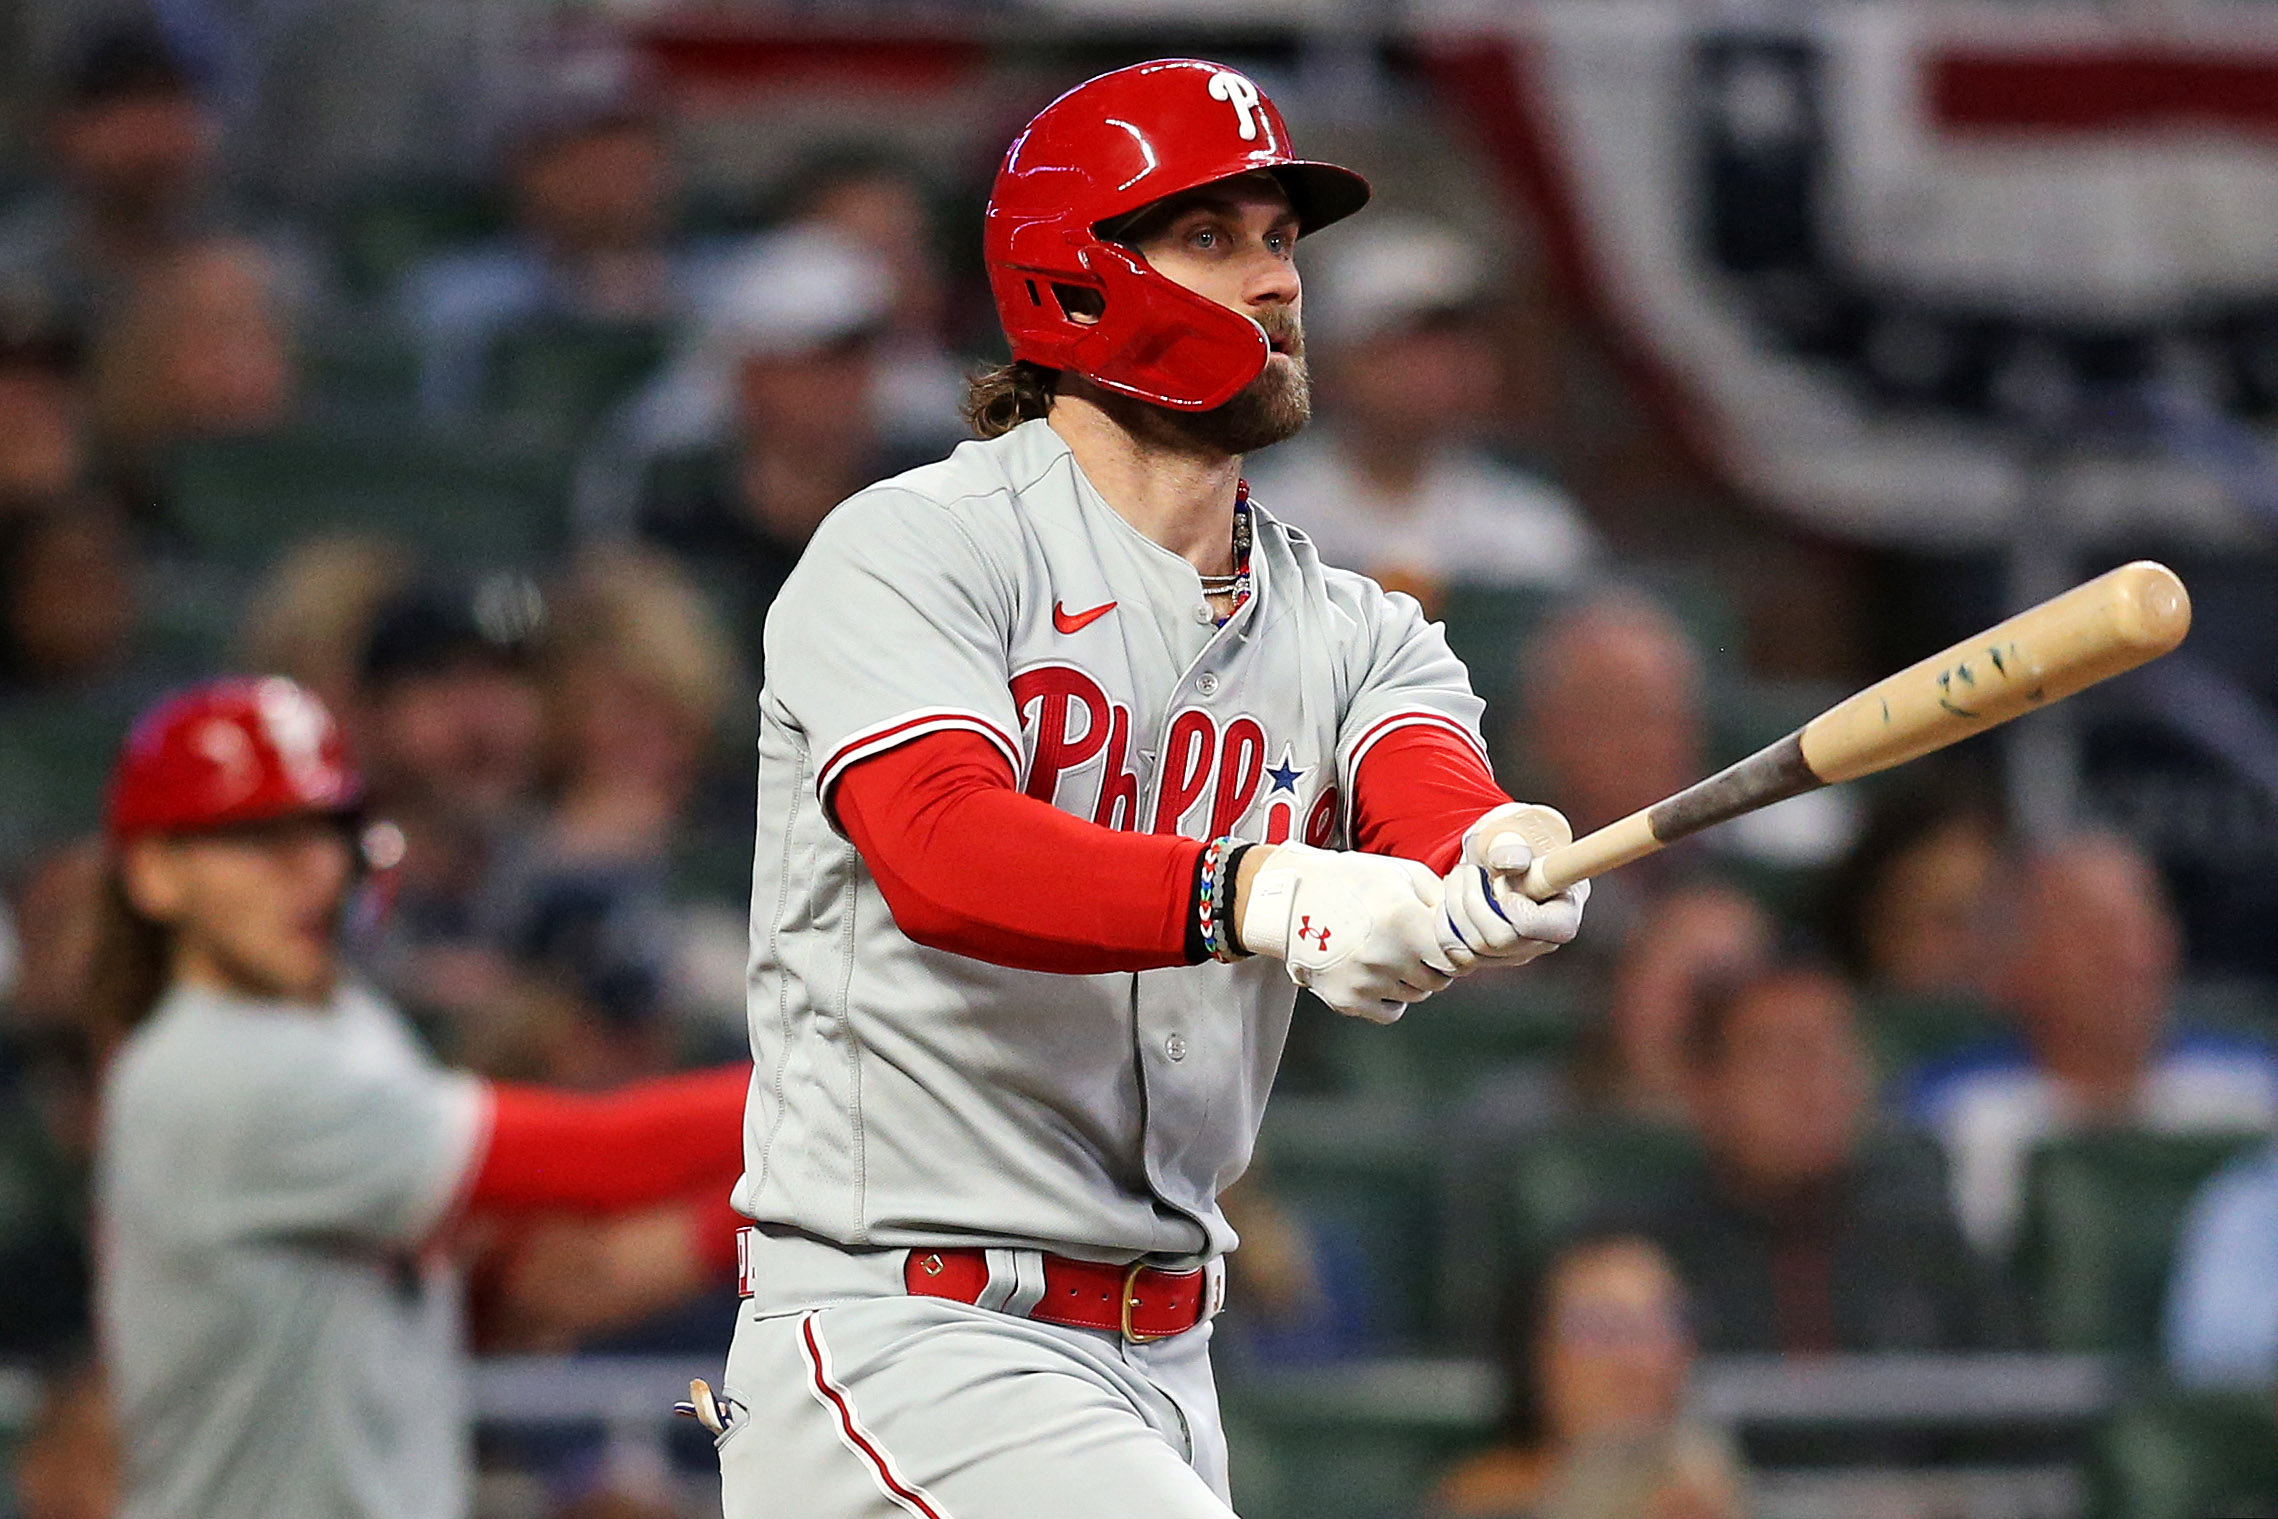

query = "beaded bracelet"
(1215, 842), (1254, 960)
(1197, 836), (1252, 963)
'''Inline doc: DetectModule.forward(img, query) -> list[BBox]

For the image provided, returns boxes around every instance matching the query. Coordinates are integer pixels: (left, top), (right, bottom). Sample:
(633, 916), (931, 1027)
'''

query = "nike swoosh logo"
(1052, 599), (1117, 634)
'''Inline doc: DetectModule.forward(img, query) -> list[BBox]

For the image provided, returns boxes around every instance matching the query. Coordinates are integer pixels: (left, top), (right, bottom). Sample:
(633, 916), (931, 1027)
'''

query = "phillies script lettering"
(1012, 664), (1336, 845)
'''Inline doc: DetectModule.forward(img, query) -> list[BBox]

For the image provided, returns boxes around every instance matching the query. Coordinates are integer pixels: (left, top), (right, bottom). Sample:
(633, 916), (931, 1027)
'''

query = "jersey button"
(1192, 603), (1213, 625)
(1195, 673), (1221, 697)
(1166, 1034), (1188, 1062)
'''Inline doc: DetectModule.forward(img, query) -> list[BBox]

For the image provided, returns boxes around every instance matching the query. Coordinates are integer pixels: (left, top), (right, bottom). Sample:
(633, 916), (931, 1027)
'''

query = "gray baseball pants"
(715, 1231), (1236, 1518)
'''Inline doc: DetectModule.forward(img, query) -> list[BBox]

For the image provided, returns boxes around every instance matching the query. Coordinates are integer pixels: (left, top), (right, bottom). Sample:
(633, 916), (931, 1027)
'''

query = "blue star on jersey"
(1265, 749), (1305, 795)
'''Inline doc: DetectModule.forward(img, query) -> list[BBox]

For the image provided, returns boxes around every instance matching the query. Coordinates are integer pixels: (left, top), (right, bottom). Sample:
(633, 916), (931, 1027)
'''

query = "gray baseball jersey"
(736, 416), (1486, 1265)
(96, 980), (485, 1519)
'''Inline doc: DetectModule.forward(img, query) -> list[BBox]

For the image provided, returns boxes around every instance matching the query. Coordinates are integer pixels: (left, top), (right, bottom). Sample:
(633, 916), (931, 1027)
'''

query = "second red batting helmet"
(105, 676), (363, 842)
(984, 58), (1370, 411)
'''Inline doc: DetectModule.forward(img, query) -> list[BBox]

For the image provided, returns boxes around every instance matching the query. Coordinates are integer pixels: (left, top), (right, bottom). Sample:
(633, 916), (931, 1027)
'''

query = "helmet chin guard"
(985, 59), (1369, 412)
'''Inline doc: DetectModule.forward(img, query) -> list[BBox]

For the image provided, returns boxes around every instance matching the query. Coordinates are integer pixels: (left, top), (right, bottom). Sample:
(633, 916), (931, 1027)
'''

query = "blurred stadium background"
(5, 0), (2278, 1516)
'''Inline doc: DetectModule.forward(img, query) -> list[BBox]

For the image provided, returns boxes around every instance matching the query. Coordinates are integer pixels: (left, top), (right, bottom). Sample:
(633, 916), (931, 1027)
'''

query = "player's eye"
(1189, 226), (1221, 250)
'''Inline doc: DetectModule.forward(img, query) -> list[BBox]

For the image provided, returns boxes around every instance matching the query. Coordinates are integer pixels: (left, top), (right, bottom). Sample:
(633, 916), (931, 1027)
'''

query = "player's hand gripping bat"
(1495, 560), (2192, 902)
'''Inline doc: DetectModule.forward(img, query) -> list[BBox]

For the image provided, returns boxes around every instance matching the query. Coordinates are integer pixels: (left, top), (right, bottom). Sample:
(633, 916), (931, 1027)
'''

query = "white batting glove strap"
(1443, 805), (1590, 963)
(1240, 844), (1462, 1024)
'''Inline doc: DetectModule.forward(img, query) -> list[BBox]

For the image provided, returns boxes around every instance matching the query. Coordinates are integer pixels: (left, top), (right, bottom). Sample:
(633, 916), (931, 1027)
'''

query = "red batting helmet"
(984, 58), (1370, 411)
(106, 676), (363, 843)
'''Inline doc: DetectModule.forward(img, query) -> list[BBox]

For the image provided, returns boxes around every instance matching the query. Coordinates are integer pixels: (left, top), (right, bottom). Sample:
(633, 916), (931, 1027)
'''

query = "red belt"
(731, 1230), (1214, 1343)
(903, 1248), (1209, 1342)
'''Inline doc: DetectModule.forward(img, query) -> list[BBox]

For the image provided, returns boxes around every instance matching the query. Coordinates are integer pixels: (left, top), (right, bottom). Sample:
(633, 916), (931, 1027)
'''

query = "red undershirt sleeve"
(832, 730), (1204, 974)
(463, 1064), (750, 1216)
(1349, 725), (1514, 874)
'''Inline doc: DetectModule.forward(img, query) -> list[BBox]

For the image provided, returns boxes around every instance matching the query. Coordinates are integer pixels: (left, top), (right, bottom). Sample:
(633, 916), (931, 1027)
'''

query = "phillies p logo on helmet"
(1207, 70), (1263, 141)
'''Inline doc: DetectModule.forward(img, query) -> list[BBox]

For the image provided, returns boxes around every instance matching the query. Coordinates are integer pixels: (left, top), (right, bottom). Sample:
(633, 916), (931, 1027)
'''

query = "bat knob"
(1503, 803), (1573, 857)
(1499, 804), (1570, 902)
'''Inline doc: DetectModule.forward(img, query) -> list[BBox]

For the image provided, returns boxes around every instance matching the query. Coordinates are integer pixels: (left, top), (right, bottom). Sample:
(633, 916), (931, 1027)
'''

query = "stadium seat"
(165, 425), (570, 571)
(1860, 990), (2007, 1082)
(1250, 1096), (1443, 1349)
(480, 319), (670, 443)
(300, 314), (426, 420)
(1432, 568), (1742, 751)
(1435, 584), (1555, 716)
(2171, 978), (2278, 1039)
(328, 180), (507, 303)
(1221, 1360), (1497, 1519)
(0, 680), (154, 870)
(2091, 1391), (2278, 1519)
(1331, 971), (1582, 1108)
(1708, 675), (1835, 769)
(2016, 1130), (2266, 1356)
(1502, 1117), (1702, 1270)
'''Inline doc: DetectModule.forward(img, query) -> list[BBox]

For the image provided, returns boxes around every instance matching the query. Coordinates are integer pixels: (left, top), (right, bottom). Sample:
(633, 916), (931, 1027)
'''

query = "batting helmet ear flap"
(1066, 242), (1271, 411)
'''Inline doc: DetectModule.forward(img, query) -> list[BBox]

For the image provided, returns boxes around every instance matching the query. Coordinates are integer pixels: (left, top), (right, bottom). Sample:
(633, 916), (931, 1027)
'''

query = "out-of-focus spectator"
(90, 236), (295, 501)
(1513, 591), (1704, 841)
(617, 227), (905, 659)
(10, 1359), (117, 1519)
(2166, 1139), (2278, 1388)
(545, 1487), (682, 1519)
(0, 317), (87, 504)
(440, 545), (750, 1084)
(1631, 964), (2011, 1352)
(355, 574), (550, 1028)
(1244, 215), (1597, 603)
(7, 838), (105, 1044)
(235, 532), (414, 737)
(1507, 589), (1853, 945)
(0, 496), (162, 874)
(773, 146), (968, 452)
(0, 497), (137, 692)
(400, 58), (697, 420)
(1821, 775), (2006, 996)
(542, 545), (740, 870)
(1912, 834), (2278, 1255)
(0, 24), (218, 333)
(0, 840), (106, 1359)
(1577, 882), (1774, 1119)
(1434, 1234), (1744, 1519)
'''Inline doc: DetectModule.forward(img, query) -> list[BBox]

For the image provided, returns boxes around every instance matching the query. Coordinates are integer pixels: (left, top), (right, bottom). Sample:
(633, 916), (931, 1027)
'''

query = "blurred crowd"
(0, 16), (2274, 1519)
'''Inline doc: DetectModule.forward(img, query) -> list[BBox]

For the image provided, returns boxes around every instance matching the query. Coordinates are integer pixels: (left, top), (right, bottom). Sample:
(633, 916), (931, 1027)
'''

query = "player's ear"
(118, 836), (191, 926)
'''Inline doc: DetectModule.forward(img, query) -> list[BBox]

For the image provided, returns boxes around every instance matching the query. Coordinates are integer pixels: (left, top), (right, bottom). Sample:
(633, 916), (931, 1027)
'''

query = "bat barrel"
(1518, 560), (2191, 901)
(1798, 560), (2190, 786)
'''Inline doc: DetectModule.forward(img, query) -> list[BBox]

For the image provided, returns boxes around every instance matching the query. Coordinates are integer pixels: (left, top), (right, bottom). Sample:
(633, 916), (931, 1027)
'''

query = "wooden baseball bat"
(1515, 560), (2192, 901)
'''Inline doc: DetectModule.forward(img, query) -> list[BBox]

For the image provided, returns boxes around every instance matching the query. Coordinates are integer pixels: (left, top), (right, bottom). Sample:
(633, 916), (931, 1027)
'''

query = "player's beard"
(1171, 308), (1311, 457)
(1099, 309), (1313, 460)
(1177, 308), (1311, 456)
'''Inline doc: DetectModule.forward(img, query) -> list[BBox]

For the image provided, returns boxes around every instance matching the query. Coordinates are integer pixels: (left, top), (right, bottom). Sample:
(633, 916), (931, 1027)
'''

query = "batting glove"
(1441, 803), (1590, 965)
(1240, 844), (1466, 1024)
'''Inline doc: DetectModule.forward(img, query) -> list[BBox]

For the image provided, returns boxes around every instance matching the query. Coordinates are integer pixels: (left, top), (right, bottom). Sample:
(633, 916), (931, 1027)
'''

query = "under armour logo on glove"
(1209, 71), (1262, 140)
(1296, 916), (1332, 952)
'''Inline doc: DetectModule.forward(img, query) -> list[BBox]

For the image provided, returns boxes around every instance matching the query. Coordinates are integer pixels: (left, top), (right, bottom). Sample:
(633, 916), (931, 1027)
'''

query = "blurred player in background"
(90, 676), (750, 1519)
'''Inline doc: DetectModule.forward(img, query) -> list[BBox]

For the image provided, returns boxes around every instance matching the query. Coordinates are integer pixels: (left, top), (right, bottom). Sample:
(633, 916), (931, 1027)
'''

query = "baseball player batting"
(91, 676), (753, 1519)
(715, 59), (1588, 1518)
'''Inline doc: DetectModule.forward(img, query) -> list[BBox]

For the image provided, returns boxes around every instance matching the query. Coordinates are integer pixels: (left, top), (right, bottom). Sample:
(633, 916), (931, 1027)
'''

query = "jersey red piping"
(818, 709), (1022, 808)
(1347, 709), (1492, 772)
(1342, 710), (1498, 849)
(799, 1312), (952, 1519)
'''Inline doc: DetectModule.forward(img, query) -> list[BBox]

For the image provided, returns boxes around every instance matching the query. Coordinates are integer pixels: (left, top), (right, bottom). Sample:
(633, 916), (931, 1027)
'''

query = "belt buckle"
(1120, 1261), (1171, 1344)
